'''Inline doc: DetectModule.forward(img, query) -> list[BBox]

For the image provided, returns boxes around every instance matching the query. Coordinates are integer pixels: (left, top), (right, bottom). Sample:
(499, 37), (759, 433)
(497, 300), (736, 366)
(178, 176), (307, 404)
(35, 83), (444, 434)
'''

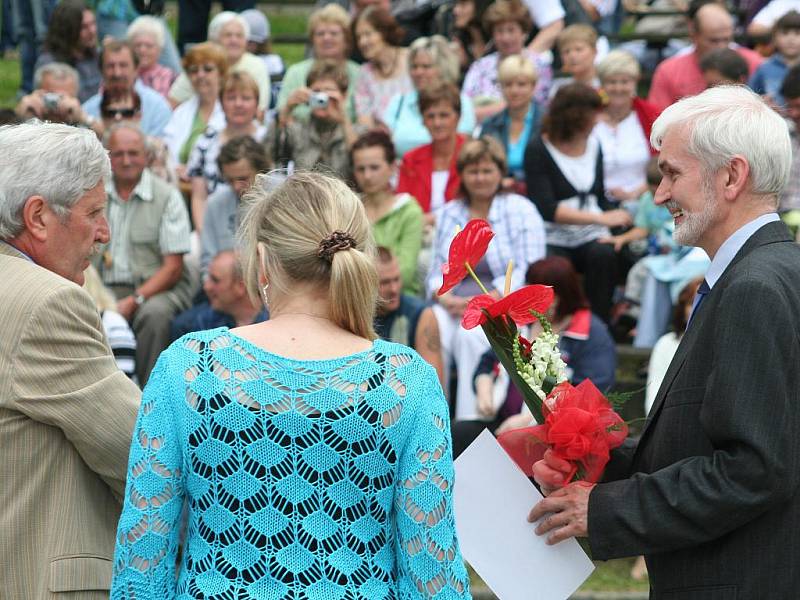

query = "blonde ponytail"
(238, 171), (379, 339)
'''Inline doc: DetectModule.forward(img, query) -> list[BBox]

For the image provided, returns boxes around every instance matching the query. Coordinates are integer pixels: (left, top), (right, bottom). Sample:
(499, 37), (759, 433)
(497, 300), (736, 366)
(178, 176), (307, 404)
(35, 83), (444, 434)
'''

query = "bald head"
(107, 124), (147, 187)
(693, 3), (734, 58)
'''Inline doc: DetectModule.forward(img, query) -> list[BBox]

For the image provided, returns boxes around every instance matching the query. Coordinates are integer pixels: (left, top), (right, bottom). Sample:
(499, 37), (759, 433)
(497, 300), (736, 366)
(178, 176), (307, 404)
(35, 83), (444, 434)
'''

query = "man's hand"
(16, 92), (45, 118)
(495, 412), (533, 434)
(597, 235), (626, 253)
(528, 481), (595, 545)
(438, 292), (470, 319)
(57, 94), (87, 124)
(597, 209), (633, 229)
(532, 449), (574, 495)
(117, 295), (139, 321)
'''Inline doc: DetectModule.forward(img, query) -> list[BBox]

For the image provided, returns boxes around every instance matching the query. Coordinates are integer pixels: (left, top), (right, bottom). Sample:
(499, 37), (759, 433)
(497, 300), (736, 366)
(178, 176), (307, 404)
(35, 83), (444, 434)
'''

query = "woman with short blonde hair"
(593, 49), (658, 206)
(481, 54), (543, 189)
(111, 171), (472, 598)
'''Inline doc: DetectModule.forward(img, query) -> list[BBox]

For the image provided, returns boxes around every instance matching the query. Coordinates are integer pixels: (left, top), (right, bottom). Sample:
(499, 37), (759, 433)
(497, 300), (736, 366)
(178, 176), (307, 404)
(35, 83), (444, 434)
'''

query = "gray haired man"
(0, 122), (139, 598)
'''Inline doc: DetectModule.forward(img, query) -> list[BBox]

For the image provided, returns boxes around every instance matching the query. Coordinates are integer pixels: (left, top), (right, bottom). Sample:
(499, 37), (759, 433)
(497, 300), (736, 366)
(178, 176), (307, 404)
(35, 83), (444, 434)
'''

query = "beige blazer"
(0, 243), (140, 598)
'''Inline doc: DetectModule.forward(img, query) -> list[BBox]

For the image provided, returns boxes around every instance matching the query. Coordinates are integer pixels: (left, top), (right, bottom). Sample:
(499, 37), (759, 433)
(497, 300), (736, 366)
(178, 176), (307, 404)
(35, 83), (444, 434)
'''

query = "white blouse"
(593, 111), (650, 199)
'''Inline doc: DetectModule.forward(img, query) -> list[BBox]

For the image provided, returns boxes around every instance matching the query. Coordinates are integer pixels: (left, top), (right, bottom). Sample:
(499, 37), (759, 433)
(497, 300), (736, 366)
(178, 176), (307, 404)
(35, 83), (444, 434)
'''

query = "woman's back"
(111, 327), (469, 599)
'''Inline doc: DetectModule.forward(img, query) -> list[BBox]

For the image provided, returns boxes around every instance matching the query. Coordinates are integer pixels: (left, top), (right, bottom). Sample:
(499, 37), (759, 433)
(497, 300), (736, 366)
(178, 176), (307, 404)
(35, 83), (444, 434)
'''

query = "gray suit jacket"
(0, 243), (140, 598)
(588, 221), (800, 599)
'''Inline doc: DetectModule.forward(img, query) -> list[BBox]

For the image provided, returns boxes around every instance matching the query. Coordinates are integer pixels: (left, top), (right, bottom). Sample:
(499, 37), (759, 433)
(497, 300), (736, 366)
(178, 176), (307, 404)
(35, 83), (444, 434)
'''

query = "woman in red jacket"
(396, 81), (468, 223)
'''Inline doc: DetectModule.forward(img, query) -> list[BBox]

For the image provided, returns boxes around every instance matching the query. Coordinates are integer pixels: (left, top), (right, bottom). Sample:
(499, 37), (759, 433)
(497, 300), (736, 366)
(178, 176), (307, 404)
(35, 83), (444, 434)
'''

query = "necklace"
(270, 311), (332, 321)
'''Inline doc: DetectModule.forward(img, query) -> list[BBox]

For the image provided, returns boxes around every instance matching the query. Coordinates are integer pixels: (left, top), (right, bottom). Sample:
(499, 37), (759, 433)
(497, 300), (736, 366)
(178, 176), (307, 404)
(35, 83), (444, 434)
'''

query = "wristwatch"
(133, 293), (146, 306)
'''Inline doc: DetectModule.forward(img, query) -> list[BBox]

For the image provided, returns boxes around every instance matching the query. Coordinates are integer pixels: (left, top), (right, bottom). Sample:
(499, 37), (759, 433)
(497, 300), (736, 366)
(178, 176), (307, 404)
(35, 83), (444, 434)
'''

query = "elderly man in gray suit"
(530, 85), (800, 599)
(0, 122), (140, 598)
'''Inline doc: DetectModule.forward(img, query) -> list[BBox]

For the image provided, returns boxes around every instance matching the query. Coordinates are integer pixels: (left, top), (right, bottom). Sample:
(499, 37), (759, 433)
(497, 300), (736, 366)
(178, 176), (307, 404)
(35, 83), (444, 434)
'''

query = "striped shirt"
(425, 193), (547, 298)
(186, 123), (267, 195)
(102, 168), (191, 286)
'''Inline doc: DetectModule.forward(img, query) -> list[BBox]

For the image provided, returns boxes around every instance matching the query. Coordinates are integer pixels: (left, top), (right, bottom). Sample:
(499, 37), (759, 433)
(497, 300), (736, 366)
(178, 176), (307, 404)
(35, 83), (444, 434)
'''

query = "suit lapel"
(637, 220), (792, 447)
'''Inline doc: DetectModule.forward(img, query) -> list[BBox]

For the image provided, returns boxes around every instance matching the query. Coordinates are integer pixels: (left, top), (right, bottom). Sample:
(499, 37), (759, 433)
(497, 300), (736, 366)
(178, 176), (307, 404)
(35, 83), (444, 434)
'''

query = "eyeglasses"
(102, 107), (138, 119)
(187, 64), (217, 75)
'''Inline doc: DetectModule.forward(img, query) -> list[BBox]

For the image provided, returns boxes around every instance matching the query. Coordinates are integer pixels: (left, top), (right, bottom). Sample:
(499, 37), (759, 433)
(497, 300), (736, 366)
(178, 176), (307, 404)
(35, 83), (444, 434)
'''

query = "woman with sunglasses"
(163, 42), (228, 182)
(100, 91), (142, 128)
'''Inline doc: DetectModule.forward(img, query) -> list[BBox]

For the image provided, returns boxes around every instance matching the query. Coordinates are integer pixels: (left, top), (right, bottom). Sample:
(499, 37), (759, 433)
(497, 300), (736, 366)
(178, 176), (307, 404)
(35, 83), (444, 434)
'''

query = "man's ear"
(21, 196), (53, 243)
(722, 155), (750, 202)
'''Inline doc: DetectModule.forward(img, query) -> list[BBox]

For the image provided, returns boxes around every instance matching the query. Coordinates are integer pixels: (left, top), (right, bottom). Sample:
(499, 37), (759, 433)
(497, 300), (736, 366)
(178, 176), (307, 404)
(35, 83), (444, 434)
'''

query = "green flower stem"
(465, 262), (490, 295)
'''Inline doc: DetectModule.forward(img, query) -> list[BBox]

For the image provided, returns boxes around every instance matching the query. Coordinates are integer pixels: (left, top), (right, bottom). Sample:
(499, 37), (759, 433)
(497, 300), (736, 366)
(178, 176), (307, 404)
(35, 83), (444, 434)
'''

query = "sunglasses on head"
(102, 107), (138, 119)
(187, 64), (216, 75)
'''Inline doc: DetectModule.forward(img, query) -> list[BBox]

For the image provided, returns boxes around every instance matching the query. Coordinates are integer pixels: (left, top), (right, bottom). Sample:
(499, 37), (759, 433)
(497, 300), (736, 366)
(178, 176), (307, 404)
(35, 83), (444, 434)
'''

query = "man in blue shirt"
(171, 249), (268, 340)
(82, 38), (171, 137)
(373, 246), (425, 348)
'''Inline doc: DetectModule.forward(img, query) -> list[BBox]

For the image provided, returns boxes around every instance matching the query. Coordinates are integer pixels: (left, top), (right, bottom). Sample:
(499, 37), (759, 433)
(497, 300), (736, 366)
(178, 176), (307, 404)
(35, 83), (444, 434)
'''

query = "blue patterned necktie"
(687, 279), (711, 329)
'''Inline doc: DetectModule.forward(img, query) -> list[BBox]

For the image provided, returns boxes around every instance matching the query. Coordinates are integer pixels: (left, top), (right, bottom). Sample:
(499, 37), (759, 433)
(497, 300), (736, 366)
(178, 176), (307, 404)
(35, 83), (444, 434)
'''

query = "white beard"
(671, 184), (718, 247)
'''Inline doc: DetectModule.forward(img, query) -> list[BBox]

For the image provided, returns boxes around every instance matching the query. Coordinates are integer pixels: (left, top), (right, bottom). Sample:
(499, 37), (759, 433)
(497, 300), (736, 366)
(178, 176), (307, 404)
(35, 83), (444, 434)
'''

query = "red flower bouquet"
(438, 219), (628, 485)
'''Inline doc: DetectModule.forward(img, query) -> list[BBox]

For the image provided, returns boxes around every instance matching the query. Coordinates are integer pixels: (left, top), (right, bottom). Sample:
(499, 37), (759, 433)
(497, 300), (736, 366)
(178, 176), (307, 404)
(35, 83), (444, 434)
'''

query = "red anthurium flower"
(460, 285), (555, 330)
(461, 294), (496, 329)
(438, 219), (494, 296)
(486, 285), (554, 326)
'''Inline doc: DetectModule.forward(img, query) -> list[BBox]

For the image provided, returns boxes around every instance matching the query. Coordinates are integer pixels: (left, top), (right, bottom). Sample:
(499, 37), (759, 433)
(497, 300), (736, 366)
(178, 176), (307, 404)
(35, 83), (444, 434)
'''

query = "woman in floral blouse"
(353, 6), (413, 128)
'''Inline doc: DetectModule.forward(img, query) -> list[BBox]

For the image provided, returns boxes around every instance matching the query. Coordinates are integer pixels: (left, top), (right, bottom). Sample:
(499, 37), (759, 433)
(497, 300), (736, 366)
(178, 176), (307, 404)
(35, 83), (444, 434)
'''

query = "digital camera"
(42, 92), (62, 112)
(309, 92), (329, 109)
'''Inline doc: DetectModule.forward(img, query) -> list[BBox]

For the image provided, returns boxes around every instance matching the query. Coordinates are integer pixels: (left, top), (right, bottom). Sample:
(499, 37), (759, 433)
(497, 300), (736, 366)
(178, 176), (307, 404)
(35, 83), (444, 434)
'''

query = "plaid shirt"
(425, 193), (547, 298)
(139, 63), (177, 99)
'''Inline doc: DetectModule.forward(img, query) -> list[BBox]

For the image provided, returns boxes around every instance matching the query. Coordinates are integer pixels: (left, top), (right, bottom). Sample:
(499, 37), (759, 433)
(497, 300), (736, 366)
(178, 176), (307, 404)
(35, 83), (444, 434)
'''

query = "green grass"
(469, 558), (649, 597)
(581, 558), (649, 592)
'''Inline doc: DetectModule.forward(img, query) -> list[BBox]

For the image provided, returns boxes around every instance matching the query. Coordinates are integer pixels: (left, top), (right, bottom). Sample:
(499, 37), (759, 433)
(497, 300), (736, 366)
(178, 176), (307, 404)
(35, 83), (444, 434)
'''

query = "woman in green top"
(162, 42), (227, 181)
(276, 4), (360, 123)
(352, 130), (424, 296)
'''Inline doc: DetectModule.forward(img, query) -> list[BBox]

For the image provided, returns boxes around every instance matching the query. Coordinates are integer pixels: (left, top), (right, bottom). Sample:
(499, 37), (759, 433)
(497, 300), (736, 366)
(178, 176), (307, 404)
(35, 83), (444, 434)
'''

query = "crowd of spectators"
(5, 0), (800, 440)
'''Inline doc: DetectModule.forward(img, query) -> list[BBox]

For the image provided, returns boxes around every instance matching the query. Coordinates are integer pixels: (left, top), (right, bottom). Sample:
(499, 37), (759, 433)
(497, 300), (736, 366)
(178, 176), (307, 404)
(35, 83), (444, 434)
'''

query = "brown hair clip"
(318, 230), (357, 262)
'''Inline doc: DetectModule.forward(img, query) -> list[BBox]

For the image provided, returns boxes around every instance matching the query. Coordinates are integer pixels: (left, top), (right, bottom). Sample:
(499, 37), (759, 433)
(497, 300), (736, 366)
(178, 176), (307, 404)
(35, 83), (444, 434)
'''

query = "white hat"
(241, 9), (270, 43)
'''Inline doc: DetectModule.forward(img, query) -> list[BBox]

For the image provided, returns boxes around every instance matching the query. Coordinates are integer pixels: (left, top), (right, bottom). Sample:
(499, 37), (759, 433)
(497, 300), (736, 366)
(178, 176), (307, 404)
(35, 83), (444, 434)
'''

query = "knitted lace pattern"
(111, 328), (470, 599)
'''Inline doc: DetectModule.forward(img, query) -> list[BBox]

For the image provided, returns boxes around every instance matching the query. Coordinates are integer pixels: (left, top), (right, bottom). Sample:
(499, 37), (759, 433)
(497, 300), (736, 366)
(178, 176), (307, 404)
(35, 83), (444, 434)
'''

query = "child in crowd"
(749, 10), (800, 107)
(241, 9), (286, 110)
(548, 24), (599, 100)
(700, 48), (749, 88)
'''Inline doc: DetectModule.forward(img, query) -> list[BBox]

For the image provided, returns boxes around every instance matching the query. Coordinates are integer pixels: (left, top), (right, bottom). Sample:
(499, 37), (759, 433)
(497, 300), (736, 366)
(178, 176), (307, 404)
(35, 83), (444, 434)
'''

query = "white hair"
(208, 11), (250, 43)
(650, 85), (791, 198)
(597, 49), (640, 81)
(33, 62), (80, 91)
(102, 120), (146, 148)
(127, 15), (165, 49)
(0, 122), (110, 240)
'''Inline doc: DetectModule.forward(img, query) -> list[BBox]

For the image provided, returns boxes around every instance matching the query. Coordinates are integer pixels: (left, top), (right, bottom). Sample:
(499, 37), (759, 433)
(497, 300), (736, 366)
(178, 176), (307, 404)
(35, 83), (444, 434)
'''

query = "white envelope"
(454, 429), (595, 600)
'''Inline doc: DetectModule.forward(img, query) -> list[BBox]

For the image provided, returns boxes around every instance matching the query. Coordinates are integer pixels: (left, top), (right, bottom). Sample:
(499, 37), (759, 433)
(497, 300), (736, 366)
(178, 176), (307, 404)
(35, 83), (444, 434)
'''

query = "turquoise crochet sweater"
(111, 328), (470, 599)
